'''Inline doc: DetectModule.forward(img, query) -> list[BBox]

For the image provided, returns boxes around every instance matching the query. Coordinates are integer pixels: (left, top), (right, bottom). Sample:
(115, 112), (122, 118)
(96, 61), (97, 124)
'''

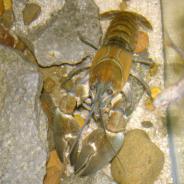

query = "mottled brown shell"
(89, 46), (132, 91)
(90, 10), (152, 91)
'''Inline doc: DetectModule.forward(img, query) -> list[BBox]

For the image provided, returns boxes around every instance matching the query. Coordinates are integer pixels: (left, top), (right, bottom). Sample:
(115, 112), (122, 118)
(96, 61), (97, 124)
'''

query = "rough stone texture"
(12, 0), (65, 34)
(111, 129), (164, 184)
(62, 171), (117, 184)
(0, 45), (47, 184)
(33, 0), (102, 66)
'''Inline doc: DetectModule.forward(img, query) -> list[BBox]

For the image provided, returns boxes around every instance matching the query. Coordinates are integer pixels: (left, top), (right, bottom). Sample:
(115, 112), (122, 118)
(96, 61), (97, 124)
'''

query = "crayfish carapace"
(54, 10), (153, 176)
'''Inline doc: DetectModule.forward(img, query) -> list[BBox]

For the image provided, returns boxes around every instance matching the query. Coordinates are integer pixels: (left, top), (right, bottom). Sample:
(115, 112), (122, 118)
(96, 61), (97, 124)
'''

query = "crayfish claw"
(53, 108), (80, 162)
(72, 128), (124, 176)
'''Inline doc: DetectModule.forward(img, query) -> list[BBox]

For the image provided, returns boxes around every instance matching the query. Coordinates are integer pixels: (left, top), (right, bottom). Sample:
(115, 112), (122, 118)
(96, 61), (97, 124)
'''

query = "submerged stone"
(59, 95), (77, 114)
(111, 129), (164, 184)
(0, 45), (47, 184)
(22, 3), (41, 25)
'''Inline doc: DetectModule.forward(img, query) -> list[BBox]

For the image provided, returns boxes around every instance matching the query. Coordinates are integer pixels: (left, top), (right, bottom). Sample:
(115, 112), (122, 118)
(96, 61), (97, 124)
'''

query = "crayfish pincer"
(55, 10), (152, 177)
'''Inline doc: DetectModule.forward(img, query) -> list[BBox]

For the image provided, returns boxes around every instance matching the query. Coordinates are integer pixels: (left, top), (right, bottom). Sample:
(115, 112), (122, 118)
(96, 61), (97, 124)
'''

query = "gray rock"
(12, 0), (65, 35)
(33, 0), (102, 66)
(0, 46), (47, 184)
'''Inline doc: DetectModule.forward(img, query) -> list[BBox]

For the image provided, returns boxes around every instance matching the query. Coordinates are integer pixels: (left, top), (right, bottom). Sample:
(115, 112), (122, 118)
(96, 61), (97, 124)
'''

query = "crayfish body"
(55, 10), (152, 177)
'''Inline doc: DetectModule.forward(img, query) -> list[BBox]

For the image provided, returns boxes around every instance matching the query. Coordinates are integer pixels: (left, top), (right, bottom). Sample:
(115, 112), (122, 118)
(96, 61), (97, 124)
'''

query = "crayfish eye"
(107, 88), (113, 95)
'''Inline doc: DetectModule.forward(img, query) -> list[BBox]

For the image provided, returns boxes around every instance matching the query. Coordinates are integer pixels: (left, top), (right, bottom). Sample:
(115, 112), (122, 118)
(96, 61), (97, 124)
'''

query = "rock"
(44, 150), (65, 184)
(75, 84), (88, 99)
(111, 129), (164, 184)
(62, 171), (116, 184)
(0, 0), (14, 28)
(0, 10), (14, 28)
(13, 0), (65, 34)
(59, 95), (77, 114)
(0, 25), (15, 47)
(141, 121), (153, 128)
(43, 77), (56, 93)
(0, 45), (47, 184)
(33, 0), (102, 66)
(22, 3), (41, 25)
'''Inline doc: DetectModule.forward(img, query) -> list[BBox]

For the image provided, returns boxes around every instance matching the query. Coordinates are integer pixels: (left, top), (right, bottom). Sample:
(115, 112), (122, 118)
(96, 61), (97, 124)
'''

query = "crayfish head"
(90, 81), (115, 120)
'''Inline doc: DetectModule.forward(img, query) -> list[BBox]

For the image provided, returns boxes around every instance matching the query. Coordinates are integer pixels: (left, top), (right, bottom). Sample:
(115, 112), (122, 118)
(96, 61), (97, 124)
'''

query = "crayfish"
(53, 9), (153, 176)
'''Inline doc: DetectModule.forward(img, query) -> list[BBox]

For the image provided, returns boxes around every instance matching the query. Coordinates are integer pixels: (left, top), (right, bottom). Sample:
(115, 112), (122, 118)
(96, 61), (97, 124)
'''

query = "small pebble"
(0, 25), (14, 47)
(59, 95), (77, 114)
(75, 85), (86, 98)
(22, 3), (41, 25)
(61, 77), (75, 91)
(135, 31), (149, 53)
(44, 150), (64, 184)
(151, 86), (161, 99)
(74, 114), (85, 127)
(1, 10), (14, 28)
(144, 98), (155, 111)
(141, 120), (153, 128)
(150, 63), (159, 76)
(43, 77), (56, 93)
(3, 0), (12, 11)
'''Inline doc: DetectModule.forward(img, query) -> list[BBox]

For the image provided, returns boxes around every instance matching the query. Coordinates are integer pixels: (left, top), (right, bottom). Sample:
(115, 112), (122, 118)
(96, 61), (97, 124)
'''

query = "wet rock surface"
(0, 45), (47, 184)
(111, 129), (164, 184)
(33, 0), (102, 66)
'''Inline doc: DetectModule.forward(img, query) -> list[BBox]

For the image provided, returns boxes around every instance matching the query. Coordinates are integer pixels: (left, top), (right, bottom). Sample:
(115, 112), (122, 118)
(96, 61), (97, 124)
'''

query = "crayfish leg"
(130, 70), (152, 98)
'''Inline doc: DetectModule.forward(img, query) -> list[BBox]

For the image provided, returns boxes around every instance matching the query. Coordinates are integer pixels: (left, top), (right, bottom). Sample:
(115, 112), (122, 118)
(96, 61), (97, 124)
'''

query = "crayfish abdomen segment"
(89, 46), (132, 91)
(90, 11), (152, 92)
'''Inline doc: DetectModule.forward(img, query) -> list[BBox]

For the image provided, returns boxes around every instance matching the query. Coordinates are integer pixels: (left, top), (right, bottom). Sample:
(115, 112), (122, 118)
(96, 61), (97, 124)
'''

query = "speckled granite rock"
(0, 45), (47, 184)
(33, 0), (102, 67)
(111, 129), (164, 184)
(62, 171), (117, 184)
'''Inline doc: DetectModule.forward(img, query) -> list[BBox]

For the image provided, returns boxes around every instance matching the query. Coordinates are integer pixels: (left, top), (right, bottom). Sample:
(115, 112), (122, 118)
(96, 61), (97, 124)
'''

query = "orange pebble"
(144, 98), (155, 111)
(74, 114), (85, 128)
(0, 25), (15, 47)
(135, 31), (149, 53)
(151, 87), (161, 99)
(44, 150), (64, 184)
(3, 0), (12, 11)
